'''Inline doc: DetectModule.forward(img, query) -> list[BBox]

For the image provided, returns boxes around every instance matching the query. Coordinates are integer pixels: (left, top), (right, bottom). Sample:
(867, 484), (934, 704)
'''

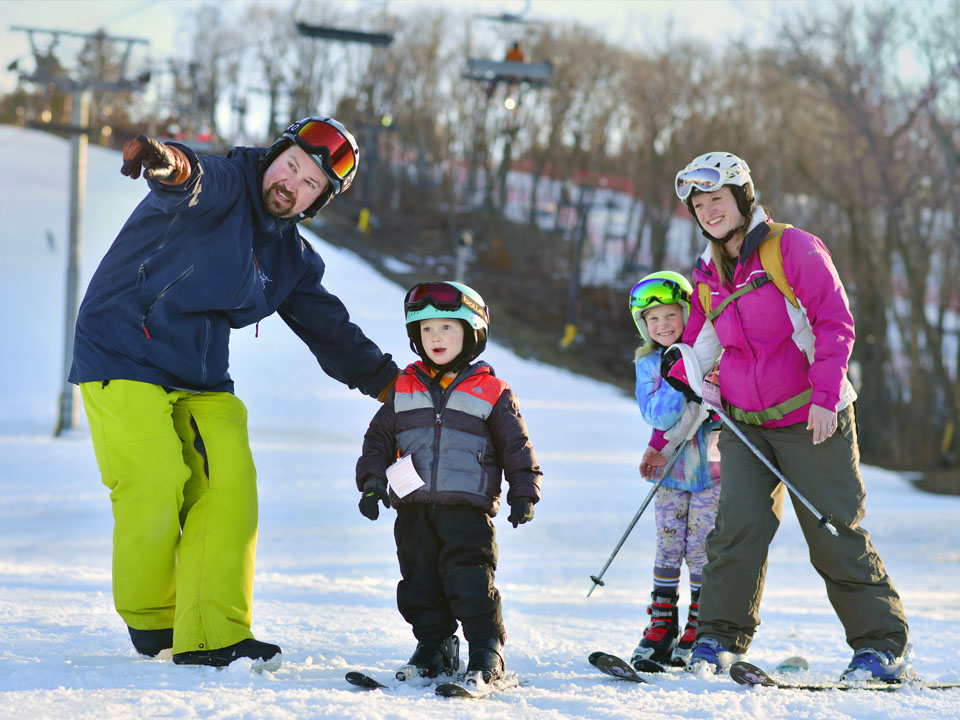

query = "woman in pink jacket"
(666, 152), (910, 681)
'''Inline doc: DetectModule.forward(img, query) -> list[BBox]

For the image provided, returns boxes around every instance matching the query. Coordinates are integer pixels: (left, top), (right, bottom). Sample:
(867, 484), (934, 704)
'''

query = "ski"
(634, 657), (671, 673)
(589, 651), (667, 675)
(345, 666), (452, 691)
(346, 655), (464, 691)
(435, 671), (521, 698)
(730, 661), (960, 692)
(586, 653), (650, 683)
(345, 671), (391, 690)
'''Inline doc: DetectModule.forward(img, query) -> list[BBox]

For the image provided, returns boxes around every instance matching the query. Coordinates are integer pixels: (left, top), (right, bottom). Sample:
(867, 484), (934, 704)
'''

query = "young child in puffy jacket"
(355, 281), (542, 688)
(628, 271), (720, 668)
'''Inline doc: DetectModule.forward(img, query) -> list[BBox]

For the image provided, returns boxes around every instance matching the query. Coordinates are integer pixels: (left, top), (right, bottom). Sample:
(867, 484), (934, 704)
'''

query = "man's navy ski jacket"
(69, 143), (396, 396)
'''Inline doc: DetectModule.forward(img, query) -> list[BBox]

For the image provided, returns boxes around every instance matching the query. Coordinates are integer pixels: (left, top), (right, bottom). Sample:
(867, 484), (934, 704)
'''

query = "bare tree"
(242, 3), (292, 141)
(617, 37), (716, 274)
(779, 3), (945, 463)
(918, 0), (960, 463)
(179, 3), (239, 143)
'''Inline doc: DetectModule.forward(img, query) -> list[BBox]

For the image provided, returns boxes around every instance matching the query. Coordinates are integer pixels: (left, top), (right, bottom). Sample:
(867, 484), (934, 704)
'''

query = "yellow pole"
(942, 422), (954, 456)
(560, 323), (579, 348)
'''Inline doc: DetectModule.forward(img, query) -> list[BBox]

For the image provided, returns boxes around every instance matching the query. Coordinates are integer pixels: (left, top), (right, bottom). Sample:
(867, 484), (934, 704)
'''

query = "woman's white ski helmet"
(675, 151), (754, 203)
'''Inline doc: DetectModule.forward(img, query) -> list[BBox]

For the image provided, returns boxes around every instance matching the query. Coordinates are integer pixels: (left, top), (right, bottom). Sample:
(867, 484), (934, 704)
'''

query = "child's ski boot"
(670, 590), (699, 666)
(396, 636), (461, 681)
(630, 592), (679, 668)
(465, 637), (505, 684)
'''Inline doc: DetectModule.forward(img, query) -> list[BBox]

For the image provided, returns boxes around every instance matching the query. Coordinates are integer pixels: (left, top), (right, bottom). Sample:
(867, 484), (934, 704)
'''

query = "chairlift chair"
(462, 12), (554, 88)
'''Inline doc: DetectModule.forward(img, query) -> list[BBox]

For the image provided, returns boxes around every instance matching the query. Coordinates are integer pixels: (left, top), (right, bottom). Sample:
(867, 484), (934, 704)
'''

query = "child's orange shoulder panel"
(454, 372), (508, 406)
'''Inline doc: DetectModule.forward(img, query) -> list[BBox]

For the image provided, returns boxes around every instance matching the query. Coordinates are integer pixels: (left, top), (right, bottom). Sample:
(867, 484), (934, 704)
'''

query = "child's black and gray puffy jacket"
(355, 361), (542, 516)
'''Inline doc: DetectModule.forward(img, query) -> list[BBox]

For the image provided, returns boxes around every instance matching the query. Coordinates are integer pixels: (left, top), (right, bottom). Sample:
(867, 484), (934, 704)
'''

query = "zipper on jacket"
(247, 252), (262, 338)
(140, 265), (195, 339)
(477, 449), (487, 492)
(198, 316), (211, 384)
(430, 411), (442, 504)
(476, 446), (490, 492)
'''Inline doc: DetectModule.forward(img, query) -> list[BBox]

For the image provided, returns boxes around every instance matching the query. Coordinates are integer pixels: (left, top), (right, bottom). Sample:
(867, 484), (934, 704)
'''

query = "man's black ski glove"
(661, 346), (701, 404)
(359, 477), (390, 521)
(121, 134), (191, 184)
(508, 498), (535, 528)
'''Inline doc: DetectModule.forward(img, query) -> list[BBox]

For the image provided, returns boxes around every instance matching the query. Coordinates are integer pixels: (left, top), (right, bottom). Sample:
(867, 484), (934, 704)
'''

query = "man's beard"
(261, 182), (298, 219)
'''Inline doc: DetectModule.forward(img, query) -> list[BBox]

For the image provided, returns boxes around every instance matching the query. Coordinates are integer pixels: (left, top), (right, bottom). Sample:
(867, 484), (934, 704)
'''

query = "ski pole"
(710, 405), (839, 537)
(587, 440), (687, 597)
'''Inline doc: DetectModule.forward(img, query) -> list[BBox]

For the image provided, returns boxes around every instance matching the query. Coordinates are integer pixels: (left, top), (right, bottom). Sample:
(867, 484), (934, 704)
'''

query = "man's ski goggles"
(675, 166), (723, 201)
(629, 278), (690, 311)
(287, 119), (357, 182)
(404, 282), (488, 322)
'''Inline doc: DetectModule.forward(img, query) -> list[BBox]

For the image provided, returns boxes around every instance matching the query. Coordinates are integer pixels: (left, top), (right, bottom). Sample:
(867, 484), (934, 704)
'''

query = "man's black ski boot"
(128, 626), (173, 657)
(404, 636), (461, 678)
(172, 638), (282, 671)
(467, 637), (505, 683)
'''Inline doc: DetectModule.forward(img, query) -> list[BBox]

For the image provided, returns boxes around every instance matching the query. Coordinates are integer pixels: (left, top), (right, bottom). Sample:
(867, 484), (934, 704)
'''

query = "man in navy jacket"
(70, 117), (398, 670)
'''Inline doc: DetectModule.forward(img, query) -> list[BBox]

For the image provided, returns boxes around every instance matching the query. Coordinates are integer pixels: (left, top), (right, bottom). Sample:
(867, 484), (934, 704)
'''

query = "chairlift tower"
(9, 26), (150, 436)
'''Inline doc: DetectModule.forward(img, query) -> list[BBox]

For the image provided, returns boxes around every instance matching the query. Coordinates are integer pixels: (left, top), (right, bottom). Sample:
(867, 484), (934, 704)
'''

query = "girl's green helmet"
(404, 281), (490, 372)
(628, 271), (693, 347)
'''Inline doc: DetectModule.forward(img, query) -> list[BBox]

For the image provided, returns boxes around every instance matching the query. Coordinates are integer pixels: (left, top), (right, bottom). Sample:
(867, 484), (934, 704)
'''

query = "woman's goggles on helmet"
(675, 166), (723, 200)
(289, 119), (357, 181)
(404, 282), (489, 323)
(629, 278), (690, 311)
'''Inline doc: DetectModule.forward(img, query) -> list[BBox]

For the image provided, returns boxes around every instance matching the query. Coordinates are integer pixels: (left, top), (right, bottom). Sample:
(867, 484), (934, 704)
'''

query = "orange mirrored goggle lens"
(295, 121), (356, 179)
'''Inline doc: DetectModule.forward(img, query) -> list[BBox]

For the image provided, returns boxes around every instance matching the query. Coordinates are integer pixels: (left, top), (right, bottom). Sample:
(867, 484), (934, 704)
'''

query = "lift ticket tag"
(386, 455), (425, 498)
(701, 369), (722, 410)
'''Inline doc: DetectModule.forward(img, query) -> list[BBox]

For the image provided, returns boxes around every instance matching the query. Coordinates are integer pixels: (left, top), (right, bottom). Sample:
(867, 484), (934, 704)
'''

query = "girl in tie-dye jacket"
(626, 271), (720, 669)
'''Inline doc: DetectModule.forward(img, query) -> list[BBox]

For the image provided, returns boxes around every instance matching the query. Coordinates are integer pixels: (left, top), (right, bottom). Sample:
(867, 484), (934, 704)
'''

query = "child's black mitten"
(359, 477), (390, 521)
(508, 498), (535, 528)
